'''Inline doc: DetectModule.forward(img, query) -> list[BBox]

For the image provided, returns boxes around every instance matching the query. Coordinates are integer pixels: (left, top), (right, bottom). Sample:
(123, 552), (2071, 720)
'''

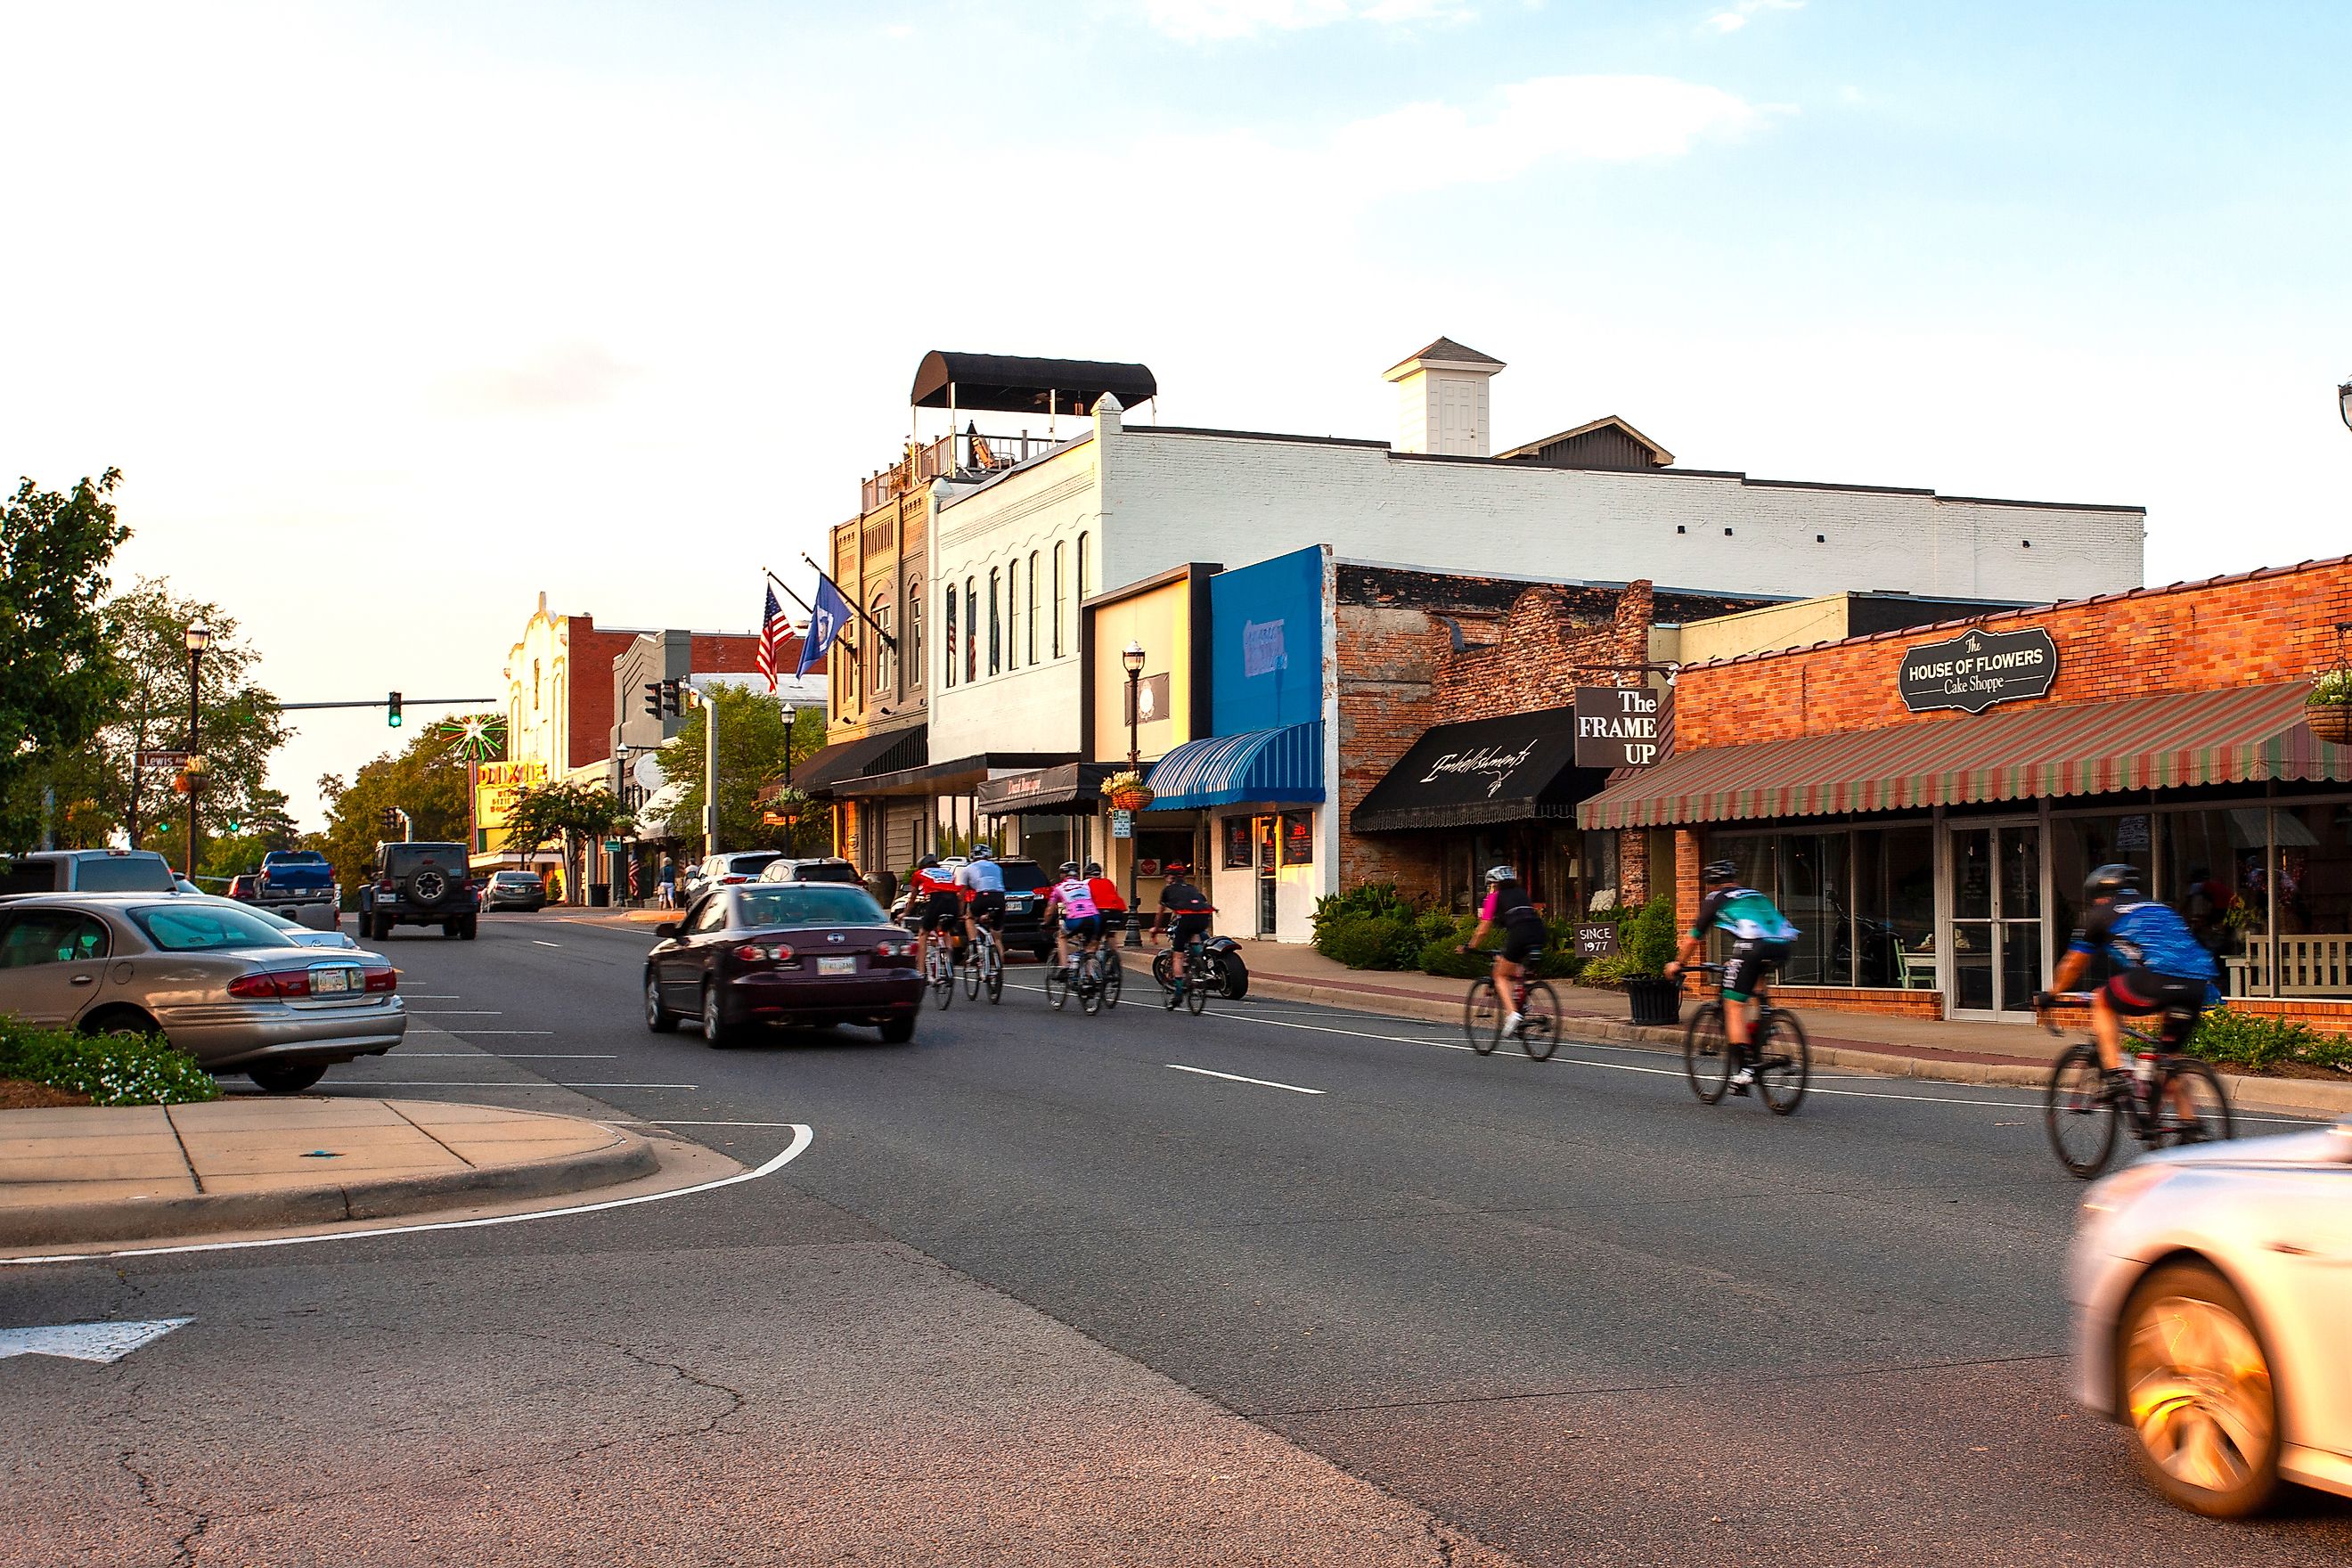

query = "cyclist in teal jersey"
(1666, 861), (1800, 1093)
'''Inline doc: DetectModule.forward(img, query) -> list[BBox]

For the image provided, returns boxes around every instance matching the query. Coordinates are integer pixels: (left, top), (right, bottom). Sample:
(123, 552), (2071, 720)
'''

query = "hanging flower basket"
(1102, 770), (1154, 812)
(2308, 645), (2352, 747)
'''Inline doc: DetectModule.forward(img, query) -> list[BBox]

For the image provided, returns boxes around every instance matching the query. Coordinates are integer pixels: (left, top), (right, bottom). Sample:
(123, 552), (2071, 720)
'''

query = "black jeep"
(358, 840), (480, 940)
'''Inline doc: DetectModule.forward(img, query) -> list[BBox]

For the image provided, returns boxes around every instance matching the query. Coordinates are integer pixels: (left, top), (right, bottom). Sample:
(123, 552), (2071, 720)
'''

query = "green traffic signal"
(388, 690), (403, 727)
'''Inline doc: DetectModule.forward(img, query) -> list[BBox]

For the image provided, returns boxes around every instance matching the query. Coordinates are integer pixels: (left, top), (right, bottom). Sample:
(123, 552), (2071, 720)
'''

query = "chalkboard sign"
(1574, 922), (1621, 958)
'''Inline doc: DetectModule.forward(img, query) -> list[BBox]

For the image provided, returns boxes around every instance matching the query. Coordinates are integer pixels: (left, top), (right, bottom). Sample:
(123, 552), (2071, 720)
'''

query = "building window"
(1053, 543), (1066, 657)
(942, 586), (954, 688)
(872, 597), (894, 696)
(908, 584), (922, 688)
(532, 659), (542, 712)
(1026, 551), (1040, 666)
(965, 577), (977, 683)
(1006, 558), (1020, 671)
(988, 568), (1001, 676)
(1077, 532), (1090, 600)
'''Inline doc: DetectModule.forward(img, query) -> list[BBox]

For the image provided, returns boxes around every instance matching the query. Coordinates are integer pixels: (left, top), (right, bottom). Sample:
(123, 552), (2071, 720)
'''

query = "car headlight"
(2076, 1162), (2178, 1254)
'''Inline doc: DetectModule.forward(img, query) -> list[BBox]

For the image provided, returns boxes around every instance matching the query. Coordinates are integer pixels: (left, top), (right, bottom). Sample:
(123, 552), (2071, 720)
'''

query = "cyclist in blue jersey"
(1666, 861), (1800, 1094)
(2038, 863), (2220, 1081)
(954, 844), (1008, 951)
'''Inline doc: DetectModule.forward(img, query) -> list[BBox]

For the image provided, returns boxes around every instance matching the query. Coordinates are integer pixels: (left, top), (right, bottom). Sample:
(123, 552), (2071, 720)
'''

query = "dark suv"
(993, 857), (1056, 961)
(358, 841), (479, 940)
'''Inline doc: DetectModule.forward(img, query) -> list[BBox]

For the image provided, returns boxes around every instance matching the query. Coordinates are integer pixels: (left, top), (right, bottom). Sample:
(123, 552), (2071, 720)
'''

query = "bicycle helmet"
(1701, 860), (1741, 886)
(2083, 863), (2141, 902)
(970, 844), (994, 861)
(1084, 862), (1104, 877)
(917, 853), (940, 870)
(1483, 865), (1517, 885)
(1059, 861), (1082, 877)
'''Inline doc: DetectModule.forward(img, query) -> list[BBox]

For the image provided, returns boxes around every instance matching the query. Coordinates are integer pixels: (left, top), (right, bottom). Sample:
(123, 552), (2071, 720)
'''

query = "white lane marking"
(412, 1009), (503, 1015)
(611, 1119), (806, 1128)
(404, 994), (463, 999)
(396, 1053), (617, 1059)
(531, 940), (561, 948)
(331, 1080), (699, 1089)
(2, 1128), (814, 1267)
(0, 1318), (192, 1362)
(1167, 1063), (1327, 1096)
(437, 1030), (556, 1036)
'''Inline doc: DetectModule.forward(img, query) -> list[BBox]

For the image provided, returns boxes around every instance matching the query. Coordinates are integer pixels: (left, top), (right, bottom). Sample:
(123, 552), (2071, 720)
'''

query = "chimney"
(1382, 337), (1505, 457)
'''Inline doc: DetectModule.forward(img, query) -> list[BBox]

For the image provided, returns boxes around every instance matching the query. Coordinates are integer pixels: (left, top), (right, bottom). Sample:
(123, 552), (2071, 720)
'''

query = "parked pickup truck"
(248, 849), (341, 931)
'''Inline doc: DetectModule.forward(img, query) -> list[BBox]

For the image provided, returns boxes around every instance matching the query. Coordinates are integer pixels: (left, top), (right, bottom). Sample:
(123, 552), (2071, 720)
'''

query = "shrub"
(0, 1017), (219, 1107)
(1311, 883), (1417, 959)
(2185, 1009), (2352, 1074)
(1321, 912), (1422, 971)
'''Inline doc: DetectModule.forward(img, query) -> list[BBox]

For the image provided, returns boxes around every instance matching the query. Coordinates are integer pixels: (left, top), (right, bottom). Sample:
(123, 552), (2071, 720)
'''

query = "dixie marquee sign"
(1896, 625), (2059, 715)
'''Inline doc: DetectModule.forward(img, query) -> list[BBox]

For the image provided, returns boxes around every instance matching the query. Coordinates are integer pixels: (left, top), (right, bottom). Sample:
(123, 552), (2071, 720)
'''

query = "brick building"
(1581, 554), (2352, 1031)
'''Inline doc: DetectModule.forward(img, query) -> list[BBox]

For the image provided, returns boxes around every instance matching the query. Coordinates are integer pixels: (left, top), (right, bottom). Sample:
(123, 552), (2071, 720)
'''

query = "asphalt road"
(6, 911), (2348, 1565)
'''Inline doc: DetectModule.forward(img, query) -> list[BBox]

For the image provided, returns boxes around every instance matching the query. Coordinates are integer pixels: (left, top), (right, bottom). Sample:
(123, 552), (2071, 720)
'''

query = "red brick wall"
(1678, 555), (2352, 750)
(1336, 581), (1654, 900)
(567, 617), (642, 769)
(2222, 997), (2352, 1040)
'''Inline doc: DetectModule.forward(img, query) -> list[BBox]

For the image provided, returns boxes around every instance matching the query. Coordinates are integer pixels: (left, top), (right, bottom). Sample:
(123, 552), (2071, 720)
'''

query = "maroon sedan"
(644, 883), (923, 1045)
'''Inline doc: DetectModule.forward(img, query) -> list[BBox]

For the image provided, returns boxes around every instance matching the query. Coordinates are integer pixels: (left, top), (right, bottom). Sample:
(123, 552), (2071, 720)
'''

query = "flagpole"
(761, 567), (816, 621)
(800, 553), (897, 649)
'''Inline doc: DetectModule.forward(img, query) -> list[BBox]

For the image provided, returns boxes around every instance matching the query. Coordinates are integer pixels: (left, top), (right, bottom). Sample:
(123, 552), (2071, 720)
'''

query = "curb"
(0, 1123), (658, 1249)
(1239, 974), (2352, 1123)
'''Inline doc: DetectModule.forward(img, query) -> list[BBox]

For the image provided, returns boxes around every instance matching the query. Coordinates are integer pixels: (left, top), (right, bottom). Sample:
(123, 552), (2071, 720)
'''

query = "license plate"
(819, 955), (856, 976)
(311, 967), (359, 994)
(1007, 898), (1028, 911)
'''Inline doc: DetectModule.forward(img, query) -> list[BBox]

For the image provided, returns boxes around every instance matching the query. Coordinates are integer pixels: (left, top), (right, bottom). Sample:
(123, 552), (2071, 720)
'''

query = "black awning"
(1351, 705), (1613, 833)
(795, 726), (927, 795)
(911, 351), (1157, 415)
(977, 762), (1116, 816)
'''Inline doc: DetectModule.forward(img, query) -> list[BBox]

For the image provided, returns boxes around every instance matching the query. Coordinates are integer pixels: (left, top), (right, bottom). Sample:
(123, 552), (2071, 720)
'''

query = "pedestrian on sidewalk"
(657, 862), (677, 910)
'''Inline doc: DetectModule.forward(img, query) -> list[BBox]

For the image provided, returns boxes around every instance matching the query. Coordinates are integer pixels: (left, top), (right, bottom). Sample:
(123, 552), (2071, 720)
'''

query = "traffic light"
(380, 807), (399, 836)
(642, 681), (663, 720)
(387, 690), (404, 727)
(660, 678), (684, 718)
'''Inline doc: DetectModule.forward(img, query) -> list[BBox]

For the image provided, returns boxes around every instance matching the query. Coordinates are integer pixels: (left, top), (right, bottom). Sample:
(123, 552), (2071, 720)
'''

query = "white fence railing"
(2225, 935), (2352, 997)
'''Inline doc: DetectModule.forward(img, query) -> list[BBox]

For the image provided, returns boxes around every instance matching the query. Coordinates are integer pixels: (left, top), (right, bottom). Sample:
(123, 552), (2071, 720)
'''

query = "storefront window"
(1716, 822), (1932, 989)
(2271, 800), (2352, 997)
(1775, 832), (1849, 986)
(1852, 826), (1935, 989)
(2162, 808), (2260, 992)
(2050, 813), (2134, 954)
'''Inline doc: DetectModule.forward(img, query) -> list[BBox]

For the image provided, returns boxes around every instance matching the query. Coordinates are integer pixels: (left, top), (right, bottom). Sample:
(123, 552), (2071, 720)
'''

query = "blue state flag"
(798, 573), (851, 677)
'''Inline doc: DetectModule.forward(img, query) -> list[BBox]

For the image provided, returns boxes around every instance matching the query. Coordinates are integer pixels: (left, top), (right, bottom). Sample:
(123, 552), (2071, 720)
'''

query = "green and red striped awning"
(1579, 682), (2348, 830)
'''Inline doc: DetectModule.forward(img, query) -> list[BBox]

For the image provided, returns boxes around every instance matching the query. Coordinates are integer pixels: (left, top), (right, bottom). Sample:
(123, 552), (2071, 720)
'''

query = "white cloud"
(1144, 0), (1471, 42)
(1706, 0), (1801, 33)
(435, 343), (642, 416)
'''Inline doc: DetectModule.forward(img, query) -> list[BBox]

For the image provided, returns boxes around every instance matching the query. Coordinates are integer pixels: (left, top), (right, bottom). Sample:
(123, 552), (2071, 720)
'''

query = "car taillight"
(874, 940), (912, 958)
(735, 943), (795, 964)
(363, 968), (396, 992)
(228, 970), (311, 1000)
(378, 879), (397, 893)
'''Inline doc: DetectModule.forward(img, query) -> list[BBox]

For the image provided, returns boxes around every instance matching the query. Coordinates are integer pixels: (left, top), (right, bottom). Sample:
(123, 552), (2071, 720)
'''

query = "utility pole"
(1123, 641), (1146, 947)
(184, 621), (212, 878)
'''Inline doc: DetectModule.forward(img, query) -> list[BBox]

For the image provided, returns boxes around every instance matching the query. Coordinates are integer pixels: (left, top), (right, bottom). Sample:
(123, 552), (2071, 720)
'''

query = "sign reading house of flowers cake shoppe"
(1896, 625), (2060, 715)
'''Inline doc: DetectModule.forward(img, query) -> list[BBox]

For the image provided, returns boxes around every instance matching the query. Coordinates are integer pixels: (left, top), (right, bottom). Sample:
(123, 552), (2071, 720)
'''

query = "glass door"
(1948, 821), (2045, 1017)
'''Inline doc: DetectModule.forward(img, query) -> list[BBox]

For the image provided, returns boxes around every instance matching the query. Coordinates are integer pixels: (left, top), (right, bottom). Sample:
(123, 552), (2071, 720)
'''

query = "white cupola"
(1382, 337), (1505, 458)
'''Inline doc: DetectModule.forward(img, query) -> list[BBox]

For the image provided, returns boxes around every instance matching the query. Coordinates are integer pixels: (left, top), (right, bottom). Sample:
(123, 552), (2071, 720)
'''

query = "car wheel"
(442, 922), (460, 938)
(249, 1062), (327, 1094)
(645, 973), (679, 1033)
(460, 916), (478, 940)
(80, 1007), (159, 1041)
(878, 1014), (917, 1044)
(701, 983), (738, 1048)
(2118, 1260), (2282, 1517)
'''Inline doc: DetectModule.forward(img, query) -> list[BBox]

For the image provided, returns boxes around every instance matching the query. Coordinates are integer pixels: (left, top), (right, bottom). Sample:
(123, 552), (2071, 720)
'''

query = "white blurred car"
(2070, 1120), (2352, 1516)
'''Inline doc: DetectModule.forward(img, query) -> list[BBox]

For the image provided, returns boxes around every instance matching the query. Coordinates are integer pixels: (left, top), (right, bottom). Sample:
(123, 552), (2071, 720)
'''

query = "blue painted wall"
(1210, 546), (1324, 734)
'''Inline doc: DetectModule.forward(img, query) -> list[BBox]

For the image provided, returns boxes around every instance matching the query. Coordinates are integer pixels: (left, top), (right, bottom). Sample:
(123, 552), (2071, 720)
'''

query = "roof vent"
(1382, 337), (1504, 458)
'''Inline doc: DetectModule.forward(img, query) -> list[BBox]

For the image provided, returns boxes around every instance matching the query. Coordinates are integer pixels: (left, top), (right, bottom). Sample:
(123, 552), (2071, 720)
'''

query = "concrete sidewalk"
(1230, 939), (2352, 1120)
(0, 1097), (655, 1247)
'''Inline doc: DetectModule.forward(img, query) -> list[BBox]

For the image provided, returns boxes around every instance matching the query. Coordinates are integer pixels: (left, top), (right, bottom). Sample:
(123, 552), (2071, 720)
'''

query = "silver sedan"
(2070, 1119), (2352, 1516)
(0, 892), (405, 1094)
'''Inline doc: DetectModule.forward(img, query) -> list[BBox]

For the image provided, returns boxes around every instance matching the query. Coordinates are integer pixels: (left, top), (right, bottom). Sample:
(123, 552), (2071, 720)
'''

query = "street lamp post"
(780, 703), (796, 855)
(1122, 641), (1146, 947)
(183, 621), (211, 879)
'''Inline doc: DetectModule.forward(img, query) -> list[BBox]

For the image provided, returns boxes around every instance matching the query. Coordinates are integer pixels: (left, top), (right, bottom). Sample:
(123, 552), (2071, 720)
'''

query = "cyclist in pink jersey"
(1042, 861), (1103, 979)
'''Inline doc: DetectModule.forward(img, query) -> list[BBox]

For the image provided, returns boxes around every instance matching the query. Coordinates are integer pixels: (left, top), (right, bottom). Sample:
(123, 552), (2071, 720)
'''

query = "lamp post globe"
(184, 620), (212, 654)
(2339, 377), (2352, 435)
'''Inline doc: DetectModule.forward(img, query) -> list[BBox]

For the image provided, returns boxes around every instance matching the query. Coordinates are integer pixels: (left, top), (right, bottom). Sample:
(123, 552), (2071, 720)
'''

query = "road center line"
(395, 1052), (617, 1059)
(1167, 1063), (1327, 1096)
(435, 1030), (556, 1035)
(1, 1128), (815, 1267)
(412, 1010), (503, 1015)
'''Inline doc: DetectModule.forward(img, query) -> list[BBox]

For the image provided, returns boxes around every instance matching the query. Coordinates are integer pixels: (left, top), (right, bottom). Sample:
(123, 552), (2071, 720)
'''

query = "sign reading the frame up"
(1572, 686), (1664, 770)
(1897, 626), (2059, 715)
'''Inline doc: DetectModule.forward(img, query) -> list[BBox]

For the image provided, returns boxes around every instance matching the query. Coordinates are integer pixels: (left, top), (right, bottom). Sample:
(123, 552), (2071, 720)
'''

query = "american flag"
(755, 585), (791, 692)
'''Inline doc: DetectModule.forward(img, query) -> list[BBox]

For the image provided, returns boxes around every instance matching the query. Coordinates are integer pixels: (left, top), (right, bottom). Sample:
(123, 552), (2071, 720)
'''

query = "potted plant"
(1102, 768), (1154, 812)
(1576, 898), (1686, 1025)
(2307, 667), (2352, 747)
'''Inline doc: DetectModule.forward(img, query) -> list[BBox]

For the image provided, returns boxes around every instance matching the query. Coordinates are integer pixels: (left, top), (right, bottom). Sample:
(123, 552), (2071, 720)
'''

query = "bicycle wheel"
(1465, 977), (1501, 1055)
(962, 940), (983, 999)
(1044, 961), (1070, 1010)
(1755, 1009), (1810, 1115)
(927, 948), (954, 1010)
(1683, 1003), (1731, 1104)
(1079, 956), (1103, 1016)
(1101, 948), (1123, 1009)
(984, 943), (1003, 1004)
(1186, 951), (1211, 1016)
(2157, 1058), (2234, 1149)
(1151, 950), (1174, 993)
(2046, 1042), (2119, 1179)
(1517, 981), (1561, 1061)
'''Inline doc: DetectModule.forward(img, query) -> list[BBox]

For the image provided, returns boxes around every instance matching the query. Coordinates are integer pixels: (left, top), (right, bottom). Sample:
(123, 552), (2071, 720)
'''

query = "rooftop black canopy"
(911, 352), (1156, 416)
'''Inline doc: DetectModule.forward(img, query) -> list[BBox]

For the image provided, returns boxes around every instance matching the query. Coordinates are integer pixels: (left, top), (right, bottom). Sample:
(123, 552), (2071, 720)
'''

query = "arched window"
(1077, 532), (1090, 600)
(1006, 557), (1020, 671)
(871, 594), (894, 695)
(1026, 551), (1039, 666)
(987, 568), (1001, 676)
(1053, 542), (1066, 657)
(943, 586), (956, 688)
(965, 577), (977, 683)
(908, 583), (923, 689)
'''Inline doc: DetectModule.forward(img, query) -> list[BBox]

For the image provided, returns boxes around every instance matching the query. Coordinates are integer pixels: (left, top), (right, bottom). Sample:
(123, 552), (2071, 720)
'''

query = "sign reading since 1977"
(1896, 625), (2060, 715)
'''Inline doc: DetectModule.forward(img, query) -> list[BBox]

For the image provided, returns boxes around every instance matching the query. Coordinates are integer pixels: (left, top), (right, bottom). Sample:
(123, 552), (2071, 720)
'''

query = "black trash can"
(586, 883), (610, 908)
(1625, 977), (1682, 1027)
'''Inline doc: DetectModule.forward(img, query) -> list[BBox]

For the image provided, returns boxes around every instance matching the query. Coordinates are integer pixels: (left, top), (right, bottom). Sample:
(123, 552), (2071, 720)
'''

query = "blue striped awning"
(1144, 723), (1323, 811)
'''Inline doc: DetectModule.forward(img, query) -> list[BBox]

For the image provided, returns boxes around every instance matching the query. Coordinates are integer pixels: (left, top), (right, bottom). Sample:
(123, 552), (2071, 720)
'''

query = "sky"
(6, 0), (2350, 830)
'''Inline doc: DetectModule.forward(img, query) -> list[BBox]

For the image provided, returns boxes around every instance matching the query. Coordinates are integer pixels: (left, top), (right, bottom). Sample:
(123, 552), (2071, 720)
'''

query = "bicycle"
(1044, 937), (1121, 1015)
(1681, 962), (1809, 1114)
(923, 932), (956, 1010)
(1164, 929), (1215, 1016)
(2041, 1002), (2234, 1179)
(961, 920), (1004, 1005)
(1461, 953), (1561, 1061)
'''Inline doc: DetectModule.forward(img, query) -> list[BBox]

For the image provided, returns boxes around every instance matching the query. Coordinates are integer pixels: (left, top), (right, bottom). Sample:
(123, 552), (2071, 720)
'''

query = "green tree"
(657, 690), (825, 854)
(105, 580), (288, 853)
(314, 725), (478, 897)
(504, 781), (633, 901)
(0, 470), (131, 851)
